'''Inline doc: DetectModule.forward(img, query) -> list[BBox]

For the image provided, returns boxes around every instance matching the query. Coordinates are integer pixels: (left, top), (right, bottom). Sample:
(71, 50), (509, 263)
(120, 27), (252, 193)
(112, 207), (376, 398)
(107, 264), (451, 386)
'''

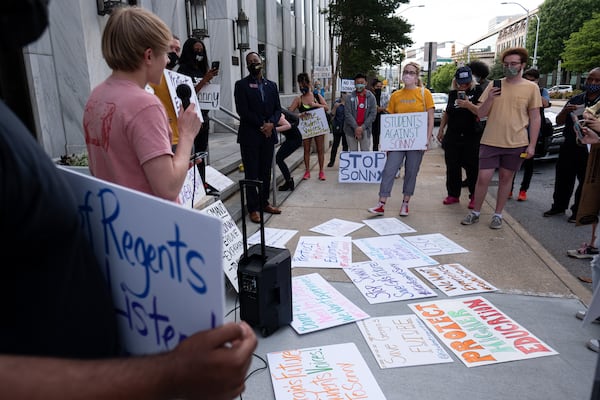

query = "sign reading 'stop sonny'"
(380, 112), (428, 151)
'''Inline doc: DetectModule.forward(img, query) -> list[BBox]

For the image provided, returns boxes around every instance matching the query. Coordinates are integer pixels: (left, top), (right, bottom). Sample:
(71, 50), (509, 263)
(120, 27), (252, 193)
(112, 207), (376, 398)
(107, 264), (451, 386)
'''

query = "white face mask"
(402, 74), (416, 86)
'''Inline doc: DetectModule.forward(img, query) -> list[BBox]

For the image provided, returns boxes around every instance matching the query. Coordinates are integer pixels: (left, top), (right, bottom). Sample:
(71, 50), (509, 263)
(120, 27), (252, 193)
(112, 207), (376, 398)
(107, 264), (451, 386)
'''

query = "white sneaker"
(576, 310), (600, 323)
(399, 203), (409, 216)
(395, 169), (401, 179)
(587, 339), (600, 353)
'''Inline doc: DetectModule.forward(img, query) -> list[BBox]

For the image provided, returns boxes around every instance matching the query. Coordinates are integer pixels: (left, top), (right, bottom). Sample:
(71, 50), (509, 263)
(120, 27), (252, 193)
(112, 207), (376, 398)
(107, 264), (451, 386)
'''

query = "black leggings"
(276, 133), (302, 181)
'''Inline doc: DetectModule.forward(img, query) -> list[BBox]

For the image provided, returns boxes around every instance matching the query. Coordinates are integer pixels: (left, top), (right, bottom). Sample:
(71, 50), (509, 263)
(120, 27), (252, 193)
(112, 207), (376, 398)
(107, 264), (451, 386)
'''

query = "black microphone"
(176, 84), (192, 110)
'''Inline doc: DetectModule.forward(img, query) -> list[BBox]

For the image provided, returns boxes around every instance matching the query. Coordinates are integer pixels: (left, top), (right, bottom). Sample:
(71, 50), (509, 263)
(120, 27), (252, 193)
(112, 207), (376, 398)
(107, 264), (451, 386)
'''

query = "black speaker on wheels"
(237, 180), (292, 337)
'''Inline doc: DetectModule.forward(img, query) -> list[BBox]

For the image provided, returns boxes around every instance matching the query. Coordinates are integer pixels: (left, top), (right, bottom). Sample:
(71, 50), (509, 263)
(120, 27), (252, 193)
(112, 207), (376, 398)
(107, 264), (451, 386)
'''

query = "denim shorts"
(479, 144), (527, 171)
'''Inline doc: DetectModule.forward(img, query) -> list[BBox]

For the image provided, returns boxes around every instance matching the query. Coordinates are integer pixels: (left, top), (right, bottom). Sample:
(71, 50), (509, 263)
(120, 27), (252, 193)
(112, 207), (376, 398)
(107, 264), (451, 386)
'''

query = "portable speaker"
(237, 180), (292, 337)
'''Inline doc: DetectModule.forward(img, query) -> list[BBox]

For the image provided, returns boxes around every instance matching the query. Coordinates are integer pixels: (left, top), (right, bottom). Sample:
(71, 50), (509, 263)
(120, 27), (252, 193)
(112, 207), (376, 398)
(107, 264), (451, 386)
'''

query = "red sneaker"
(443, 196), (460, 205)
(468, 197), (475, 209)
(318, 171), (326, 181)
(302, 170), (310, 180)
(517, 190), (527, 201)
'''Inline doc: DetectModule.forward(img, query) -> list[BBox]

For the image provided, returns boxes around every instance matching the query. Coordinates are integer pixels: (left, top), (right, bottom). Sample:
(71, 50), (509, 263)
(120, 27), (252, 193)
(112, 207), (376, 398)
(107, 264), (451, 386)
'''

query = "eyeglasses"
(402, 70), (418, 75)
(503, 62), (522, 67)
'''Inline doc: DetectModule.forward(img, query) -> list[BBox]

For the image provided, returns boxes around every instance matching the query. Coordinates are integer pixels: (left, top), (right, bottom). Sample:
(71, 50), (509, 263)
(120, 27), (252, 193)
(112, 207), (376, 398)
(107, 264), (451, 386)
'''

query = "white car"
(548, 85), (572, 94)
(432, 93), (448, 124)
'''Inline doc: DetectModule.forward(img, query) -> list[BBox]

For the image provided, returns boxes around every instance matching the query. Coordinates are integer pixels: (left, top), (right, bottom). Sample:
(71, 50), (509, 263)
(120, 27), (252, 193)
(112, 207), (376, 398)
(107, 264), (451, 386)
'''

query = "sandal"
(567, 243), (599, 259)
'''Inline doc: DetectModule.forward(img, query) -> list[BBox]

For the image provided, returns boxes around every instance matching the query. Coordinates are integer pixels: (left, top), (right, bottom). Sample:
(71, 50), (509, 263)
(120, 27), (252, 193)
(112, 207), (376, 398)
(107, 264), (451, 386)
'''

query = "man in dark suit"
(234, 51), (282, 223)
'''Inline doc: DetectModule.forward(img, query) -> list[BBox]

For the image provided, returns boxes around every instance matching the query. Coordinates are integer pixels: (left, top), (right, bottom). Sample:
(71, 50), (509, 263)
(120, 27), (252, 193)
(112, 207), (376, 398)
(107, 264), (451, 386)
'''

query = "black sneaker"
(568, 216), (577, 223)
(543, 208), (565, 217)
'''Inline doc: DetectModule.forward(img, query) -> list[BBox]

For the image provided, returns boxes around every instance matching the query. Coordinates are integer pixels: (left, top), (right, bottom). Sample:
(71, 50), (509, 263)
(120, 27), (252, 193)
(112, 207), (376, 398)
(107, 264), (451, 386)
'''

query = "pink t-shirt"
(83, 76), (174, 199)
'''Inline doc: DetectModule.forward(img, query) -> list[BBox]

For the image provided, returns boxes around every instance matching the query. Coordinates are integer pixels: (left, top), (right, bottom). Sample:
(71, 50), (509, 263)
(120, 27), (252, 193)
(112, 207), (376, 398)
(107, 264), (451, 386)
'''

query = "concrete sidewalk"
(224, 146), (600, 400)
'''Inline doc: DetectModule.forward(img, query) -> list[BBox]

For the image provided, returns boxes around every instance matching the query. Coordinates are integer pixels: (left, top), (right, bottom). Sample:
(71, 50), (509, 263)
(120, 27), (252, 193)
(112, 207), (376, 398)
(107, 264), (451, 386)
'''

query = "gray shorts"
(479, 144), (527, 171)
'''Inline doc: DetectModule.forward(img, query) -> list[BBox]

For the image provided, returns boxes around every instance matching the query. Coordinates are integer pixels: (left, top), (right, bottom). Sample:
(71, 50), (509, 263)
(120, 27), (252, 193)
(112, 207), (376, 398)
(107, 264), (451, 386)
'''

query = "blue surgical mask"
(300, 87), (309, 94)
(355, 84), (366, 92)
(584, 83), (600, 94)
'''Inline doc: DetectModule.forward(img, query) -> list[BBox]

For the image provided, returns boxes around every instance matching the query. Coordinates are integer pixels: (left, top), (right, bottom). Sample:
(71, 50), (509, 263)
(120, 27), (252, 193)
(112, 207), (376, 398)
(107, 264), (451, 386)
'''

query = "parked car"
(432, 93), (448, 124)
(548, 85), (572, 95)
(535, 110), (564, 160)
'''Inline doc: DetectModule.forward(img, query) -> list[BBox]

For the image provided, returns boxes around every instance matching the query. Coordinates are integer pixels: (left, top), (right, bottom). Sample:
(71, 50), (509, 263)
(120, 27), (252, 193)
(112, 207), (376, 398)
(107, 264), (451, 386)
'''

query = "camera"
(211, 61), (220, 70)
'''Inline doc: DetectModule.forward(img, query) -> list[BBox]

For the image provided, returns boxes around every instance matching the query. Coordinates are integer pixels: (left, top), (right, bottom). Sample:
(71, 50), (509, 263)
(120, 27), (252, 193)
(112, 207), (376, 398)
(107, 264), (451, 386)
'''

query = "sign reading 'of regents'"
(380, 112), (428, 151)
(59, 167), (224, 355)
(339, 151), (386, 183)
(298, 107), (330, 140)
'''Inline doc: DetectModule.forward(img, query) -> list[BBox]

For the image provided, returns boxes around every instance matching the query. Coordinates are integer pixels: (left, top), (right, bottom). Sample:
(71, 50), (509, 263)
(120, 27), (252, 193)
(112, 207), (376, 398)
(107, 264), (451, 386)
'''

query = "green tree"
(561, 12), (600, 72)
(534, 0), (594, 73)
(430, 63), (456, 93)
(325, 0), (413, 78)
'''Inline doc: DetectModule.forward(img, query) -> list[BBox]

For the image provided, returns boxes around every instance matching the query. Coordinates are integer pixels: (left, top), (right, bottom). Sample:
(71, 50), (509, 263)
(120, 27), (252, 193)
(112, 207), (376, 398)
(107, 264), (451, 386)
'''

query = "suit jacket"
(234, 75), (281, 146)
(343, 90), (377, 138)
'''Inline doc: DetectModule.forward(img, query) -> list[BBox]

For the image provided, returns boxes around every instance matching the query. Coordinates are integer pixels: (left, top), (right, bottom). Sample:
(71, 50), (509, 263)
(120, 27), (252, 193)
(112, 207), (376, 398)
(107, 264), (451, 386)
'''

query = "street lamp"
(396, 4), (425, 16)
(186, 0), (209, 39)
(501, 2), (540, 68)
(236, 9), (250, 78)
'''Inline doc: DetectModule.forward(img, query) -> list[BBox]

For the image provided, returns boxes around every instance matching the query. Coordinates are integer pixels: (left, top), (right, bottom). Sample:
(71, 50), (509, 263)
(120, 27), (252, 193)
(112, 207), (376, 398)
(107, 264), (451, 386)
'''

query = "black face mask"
(167, 52), (179, 69)
(0, 0), (49, 50)
(247, 62), (262, 76)
(374, 88), (382, 97)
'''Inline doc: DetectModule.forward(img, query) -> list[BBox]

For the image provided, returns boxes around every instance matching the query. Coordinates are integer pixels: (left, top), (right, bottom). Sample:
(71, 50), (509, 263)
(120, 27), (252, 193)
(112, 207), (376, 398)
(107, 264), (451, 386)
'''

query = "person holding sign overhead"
(84, 7), (202, 203)
(368, 62), (434, 217)
(288, 72), (330, 181)
(2, 3), (257, 399)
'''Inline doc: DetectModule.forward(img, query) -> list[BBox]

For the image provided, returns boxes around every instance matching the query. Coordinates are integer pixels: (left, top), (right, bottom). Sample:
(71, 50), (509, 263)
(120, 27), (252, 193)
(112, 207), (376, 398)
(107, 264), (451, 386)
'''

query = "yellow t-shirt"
(386, 86), (434, 114)
(149, 75), (179, 145)
(478, 78), (542, 148)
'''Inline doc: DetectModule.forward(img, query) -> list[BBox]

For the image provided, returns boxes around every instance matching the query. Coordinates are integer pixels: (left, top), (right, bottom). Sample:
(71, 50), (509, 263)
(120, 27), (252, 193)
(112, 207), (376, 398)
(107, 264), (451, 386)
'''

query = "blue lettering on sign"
(78, 188), (208, 299)
(339, 152), (386, 183)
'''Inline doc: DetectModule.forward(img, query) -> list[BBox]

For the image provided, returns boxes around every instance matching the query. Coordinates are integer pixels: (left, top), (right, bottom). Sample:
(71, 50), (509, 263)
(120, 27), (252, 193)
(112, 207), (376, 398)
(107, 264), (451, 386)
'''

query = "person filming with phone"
(461, 47), (541, 230)
(543, 67), (600, 223)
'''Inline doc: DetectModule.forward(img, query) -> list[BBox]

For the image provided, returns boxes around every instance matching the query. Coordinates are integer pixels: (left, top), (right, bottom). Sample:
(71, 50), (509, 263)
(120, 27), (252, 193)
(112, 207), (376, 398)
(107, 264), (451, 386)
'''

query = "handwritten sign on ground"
(309, 218), (364, 237)
(404, 233), (468, 255)
(362, 217), (417, 235)
(298, 107), (330, 139)
(344, 261), (436, 304)
(59, 167), (223, 355)
(292, 236), (352, 268)
(291, 273), (369, 334)
(415, 264), (497, 297)
(199, 200), (243, 292)
(267, 342), (386, 399)
(357, 315), (453, 368)
(353, 235), (437, 268)
(205, 165), (235, 192)
(380, 112), (427, 150)
(163, 69), (202, 118)
(178, 166), (205, 208)
(409, 296), (558, 367)
(338, 151), (387, 183)
(197, 83), (220, 110)
(248, 227), (298, 249)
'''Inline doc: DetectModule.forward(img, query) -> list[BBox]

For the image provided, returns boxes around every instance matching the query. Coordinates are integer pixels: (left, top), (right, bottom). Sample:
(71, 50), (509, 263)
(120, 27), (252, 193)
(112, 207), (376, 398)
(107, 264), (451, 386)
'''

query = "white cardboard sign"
(59, 167), (223, 355)
(379, 112), (428, 150)
(298, 107), (330, 139)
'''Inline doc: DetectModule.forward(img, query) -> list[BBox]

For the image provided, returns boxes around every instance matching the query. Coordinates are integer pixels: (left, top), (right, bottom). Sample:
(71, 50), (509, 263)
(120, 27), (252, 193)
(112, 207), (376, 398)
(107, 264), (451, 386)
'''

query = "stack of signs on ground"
(200, 200), (243, 292)
(267, 342), (387, 399)
(292, 236), (352, 268)
(291, 273), (368, 334)
(409, 296), (558, 367)
(357, 315), (453, 368)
